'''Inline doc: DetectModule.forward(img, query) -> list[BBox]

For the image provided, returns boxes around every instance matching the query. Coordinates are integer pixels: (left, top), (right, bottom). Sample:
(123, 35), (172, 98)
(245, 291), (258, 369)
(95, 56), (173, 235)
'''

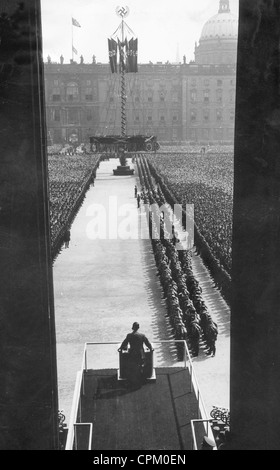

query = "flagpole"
(71, 19), (74, 61)
(117, 8), (127, 138)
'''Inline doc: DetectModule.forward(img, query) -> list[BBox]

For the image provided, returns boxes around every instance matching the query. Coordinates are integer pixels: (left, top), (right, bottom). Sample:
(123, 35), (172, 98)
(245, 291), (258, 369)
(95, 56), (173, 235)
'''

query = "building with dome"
(44, 0), (238, 145)
(195, 0), (238, 65)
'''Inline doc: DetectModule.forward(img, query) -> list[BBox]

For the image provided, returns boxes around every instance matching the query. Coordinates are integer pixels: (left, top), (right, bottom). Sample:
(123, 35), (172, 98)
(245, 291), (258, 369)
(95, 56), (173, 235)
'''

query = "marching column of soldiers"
(136, 155), (218, 359)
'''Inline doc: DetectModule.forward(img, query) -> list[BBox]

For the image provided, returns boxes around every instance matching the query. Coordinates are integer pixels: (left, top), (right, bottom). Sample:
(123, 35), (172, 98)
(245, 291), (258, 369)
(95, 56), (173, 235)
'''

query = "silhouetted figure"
(60, 54), (64, 64)
(119, 322), (153, 388)
(92, 55), (96, 64)
(47, 55), (51, 64)
(183, 54), (186, 64)
(134, 185), (137, 198)
(137, 194), (141, 208)
(64, 227), (71, 248)
(189, 321), (201, 357)
(206, 321), (218, 357)
(80, 55), (84, 64)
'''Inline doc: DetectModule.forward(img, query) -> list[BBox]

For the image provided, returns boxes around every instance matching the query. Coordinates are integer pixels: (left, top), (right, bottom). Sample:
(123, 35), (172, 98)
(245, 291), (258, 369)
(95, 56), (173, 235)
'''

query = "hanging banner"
(132, 38), (138, 73)
(108, 38), (118, 73)
(108, 35), (138, 74)
(126, 37), (138, 73)
(118, 38), (127, 73)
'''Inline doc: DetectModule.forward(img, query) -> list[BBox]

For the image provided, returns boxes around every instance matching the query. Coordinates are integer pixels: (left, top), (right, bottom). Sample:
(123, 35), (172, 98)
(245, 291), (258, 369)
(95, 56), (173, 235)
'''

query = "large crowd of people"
(48, 153), (100, 258)
(47, 143), (91, 156)
(137, 156), (218, 359)
(159, 144), (233, 155)
(146, 153), (233, 276)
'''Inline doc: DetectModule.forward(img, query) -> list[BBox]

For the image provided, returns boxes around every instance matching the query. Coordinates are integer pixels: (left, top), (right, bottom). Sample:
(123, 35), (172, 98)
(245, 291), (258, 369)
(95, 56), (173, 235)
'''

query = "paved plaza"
(53, 158), (230, 422)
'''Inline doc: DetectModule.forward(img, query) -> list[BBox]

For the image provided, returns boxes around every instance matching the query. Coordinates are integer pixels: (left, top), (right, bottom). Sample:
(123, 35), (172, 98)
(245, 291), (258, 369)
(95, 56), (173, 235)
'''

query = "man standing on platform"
(118, 322), (153, 387)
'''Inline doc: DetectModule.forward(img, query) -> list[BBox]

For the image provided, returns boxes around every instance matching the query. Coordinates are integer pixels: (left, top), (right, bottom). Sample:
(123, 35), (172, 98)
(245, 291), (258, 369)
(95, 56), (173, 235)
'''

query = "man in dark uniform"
(64, 226), (71, 248)
(118, 322), (153, 387)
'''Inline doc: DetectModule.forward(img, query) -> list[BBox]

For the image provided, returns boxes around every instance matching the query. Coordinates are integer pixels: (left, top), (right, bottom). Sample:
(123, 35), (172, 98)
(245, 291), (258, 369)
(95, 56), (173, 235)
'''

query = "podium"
(113, 165), (134, 176)
(118, 347), (156, 382)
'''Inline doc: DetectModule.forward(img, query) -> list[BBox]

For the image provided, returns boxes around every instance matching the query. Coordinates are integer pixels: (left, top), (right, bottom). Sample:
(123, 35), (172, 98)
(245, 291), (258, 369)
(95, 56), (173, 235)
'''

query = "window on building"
(190, 128), (197, 141)
(173, 114), (178, 122)
(109, 110), (115, 123)
(191, 110), (197, 122)
(191, 89), (197, 103)
(203, 109), (210, 122)
(160, 115), (165, 122)
(217, 89), (223, 103)
(66, 82), (79, 102)
(160, 95), (165, 102)
(172, 129), (178, 139)
(87, 109), (92, 121)
(54, 109), (60, 121)
(202, 128), (210, 140)
(85, 87), (93, 101)
(204, 79), (210, 86)
(147, 115), (153, 122)
(203, 90), (210, 103)
(86, 80), (91, 86)
(53, 129), (62, 143)
(214, 128), (223, 140)
(109, 97), (114, 103)
(230, 89), (235, 102)
(191, 78), (196, 86)
(217, 79), (223, 86)
(172, 92), (179, 103)
(134, 115), (140, 122)
(67, 108), (79, 124)
(54, 79), (59, 86)
(228, 128), (234, 139)
(217, 109), (223, 121)
(52, 87), (60, 101)
(148, 96), (153, 102)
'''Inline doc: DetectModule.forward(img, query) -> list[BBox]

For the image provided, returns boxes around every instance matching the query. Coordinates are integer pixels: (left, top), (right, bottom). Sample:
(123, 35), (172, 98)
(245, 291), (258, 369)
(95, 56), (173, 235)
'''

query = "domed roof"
(200, 1), (238, 41)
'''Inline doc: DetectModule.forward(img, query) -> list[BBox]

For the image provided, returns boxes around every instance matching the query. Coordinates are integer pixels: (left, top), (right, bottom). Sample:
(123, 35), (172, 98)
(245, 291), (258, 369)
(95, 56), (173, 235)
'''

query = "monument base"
(113, 165), (134, 176)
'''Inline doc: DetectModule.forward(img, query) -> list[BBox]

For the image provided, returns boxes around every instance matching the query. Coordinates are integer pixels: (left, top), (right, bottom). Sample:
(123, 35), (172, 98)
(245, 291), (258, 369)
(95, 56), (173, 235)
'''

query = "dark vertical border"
(0, 1), (59, 449)
(231, 0), (280, 450)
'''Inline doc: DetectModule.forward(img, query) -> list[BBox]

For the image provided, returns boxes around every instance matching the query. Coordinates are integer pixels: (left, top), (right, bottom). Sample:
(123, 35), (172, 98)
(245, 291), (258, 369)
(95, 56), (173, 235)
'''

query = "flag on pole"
(108, 38), (118, 73)
(72, 45), (78, 55)
(126, 38), (138, 73)
(72, 17), (81, 27)
(118, 38), (127, 73)
(132, 38), (138, 73)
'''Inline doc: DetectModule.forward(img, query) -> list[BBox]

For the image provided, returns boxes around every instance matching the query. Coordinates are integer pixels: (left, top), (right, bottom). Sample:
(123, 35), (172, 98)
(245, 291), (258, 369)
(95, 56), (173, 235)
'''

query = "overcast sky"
(41, 0), (239, 64)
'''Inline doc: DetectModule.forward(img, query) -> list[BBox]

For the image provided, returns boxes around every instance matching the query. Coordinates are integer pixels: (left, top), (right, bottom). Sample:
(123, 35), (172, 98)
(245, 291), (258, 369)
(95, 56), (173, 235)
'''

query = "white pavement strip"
(191, 249), (231, 413)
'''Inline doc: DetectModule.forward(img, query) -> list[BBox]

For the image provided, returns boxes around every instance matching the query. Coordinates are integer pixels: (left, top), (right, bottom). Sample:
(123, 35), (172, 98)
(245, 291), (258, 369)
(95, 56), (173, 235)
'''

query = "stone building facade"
(44, 0), (237, 145)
